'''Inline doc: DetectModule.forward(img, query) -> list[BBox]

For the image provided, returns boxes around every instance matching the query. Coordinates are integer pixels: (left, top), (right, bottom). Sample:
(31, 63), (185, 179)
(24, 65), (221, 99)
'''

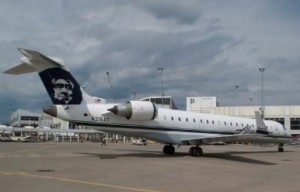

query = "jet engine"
(108, 101), (158, 121)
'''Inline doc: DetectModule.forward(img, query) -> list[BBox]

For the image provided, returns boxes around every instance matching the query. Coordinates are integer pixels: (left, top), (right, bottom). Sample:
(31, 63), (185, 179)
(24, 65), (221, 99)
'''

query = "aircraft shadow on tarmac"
(203, 151), (279, 165)
(74, 149), (292, 166)
(75, 149), (186, 159)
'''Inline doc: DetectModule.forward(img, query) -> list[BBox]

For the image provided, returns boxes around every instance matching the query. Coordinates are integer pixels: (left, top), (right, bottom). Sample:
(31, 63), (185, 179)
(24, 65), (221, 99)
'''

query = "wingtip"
(17, 48), (39, 58)
(17, 48), (30, 57)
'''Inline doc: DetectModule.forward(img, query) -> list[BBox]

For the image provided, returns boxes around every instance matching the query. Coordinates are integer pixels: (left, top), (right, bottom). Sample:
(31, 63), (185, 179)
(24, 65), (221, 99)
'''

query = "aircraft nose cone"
(43, 106), (57, 117)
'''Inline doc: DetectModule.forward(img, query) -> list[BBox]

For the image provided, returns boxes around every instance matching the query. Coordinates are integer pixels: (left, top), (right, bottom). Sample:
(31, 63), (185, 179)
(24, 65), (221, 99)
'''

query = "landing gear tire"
(163, 145), (175, 155)
(278, 143), (284, 152)
(189, 146), (203, 157)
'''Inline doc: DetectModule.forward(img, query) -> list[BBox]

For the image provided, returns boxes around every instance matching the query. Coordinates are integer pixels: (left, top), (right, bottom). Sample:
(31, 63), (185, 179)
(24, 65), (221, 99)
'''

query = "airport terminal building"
(187, 97), (300, 137)
(10, 109), (69, 129)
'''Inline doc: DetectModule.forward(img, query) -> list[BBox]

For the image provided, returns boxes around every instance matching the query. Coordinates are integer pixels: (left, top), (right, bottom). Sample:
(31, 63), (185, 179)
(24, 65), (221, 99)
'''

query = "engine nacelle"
(108, 101), (158, 121)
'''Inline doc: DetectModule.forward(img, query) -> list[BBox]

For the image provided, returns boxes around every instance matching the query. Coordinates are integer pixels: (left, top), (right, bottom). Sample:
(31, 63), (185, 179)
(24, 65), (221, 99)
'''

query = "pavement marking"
(0, 170), (164, 192)
(0, 146), (56, 155)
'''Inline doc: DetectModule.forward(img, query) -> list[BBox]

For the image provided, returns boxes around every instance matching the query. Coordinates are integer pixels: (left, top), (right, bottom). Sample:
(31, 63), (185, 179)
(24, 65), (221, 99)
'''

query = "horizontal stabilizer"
(17, 48), (64, 68)
(3, 62), (36, 75)
(4, 48), (65, 75)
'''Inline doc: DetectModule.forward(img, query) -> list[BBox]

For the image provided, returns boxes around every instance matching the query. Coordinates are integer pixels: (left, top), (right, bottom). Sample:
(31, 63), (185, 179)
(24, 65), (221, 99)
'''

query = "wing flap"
(182, 134), (291, 145)
(182, 134), (255, 145)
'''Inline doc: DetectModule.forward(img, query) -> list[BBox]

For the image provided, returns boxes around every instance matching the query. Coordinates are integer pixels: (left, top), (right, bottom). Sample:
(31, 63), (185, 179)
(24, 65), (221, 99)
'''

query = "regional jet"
(4, 48), (292, 156)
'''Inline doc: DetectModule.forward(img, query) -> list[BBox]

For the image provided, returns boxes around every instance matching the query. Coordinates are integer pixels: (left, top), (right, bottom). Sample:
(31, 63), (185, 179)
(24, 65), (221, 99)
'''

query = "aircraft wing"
(180, 133), (291, 145)
(181, 134), (255, 145)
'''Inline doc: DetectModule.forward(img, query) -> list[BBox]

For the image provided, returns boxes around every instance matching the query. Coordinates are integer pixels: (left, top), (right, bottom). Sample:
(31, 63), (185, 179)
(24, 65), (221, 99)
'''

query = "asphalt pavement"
(0, 142), (299, 192)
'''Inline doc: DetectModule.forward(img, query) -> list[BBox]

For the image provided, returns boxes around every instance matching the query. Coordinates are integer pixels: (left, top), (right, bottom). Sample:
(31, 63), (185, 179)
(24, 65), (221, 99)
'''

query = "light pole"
(157, 67), (164, 107)
(259, 68), (265, 118)
(133, 92), (136, 100)
(235, 85), (239, 106)
(249, 97), (253, 105)
(106, 72), (116, 103)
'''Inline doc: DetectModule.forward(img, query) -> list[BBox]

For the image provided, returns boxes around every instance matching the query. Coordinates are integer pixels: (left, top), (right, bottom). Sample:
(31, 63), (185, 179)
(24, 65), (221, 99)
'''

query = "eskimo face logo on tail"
(39, 67), (83, 104)
(52, 78), (74, 104)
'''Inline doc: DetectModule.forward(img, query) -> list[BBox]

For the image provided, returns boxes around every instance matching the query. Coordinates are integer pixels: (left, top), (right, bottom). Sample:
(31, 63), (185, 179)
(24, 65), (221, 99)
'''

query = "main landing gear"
(162, 145), (203, 157)
(163, 145), (175, 155)
(189, 146), (203, 157)
(278, 143), (284, 152)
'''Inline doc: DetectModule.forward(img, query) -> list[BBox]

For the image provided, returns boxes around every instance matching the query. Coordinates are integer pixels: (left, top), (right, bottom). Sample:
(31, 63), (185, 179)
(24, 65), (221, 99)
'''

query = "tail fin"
(4, 48), (105, 105)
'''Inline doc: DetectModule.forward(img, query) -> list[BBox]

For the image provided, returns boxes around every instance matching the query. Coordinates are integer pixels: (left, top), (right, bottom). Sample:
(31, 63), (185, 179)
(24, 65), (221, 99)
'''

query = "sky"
(0, 0), (300, 123)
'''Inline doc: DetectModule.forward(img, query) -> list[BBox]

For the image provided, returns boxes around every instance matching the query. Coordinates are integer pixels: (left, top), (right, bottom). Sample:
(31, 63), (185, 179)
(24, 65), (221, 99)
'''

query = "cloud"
(0, 0), (299, 122)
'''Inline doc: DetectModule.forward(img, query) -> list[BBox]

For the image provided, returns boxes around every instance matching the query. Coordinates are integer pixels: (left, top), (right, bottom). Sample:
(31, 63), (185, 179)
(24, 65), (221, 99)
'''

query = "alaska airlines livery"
(4, 48), (291, 156)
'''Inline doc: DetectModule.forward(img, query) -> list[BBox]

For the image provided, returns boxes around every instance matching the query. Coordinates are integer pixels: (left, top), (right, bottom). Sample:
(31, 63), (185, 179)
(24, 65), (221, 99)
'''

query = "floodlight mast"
(157, 67), (164, 108)
(259, 68), (265, 118)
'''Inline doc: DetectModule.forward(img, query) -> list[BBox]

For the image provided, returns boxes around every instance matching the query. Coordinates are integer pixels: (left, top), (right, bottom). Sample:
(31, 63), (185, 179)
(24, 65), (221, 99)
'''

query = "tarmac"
(0, 142), (300, 192)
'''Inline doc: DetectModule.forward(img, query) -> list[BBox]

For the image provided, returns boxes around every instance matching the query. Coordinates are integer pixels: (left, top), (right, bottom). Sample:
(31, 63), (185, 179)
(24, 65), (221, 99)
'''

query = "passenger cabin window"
(186, 118), (188, 122)
(193, 119), (196, 123)
(206, 120), (209, 124)
(171, 117), (174, 121)
(224, 122), (227, 125)
(178, 117), (181, 121)
(212, 120), (215, 124)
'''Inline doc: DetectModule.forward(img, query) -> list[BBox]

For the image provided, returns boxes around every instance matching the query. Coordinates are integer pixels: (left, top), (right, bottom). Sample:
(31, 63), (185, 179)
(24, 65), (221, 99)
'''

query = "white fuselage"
(52, 103), (291, 144)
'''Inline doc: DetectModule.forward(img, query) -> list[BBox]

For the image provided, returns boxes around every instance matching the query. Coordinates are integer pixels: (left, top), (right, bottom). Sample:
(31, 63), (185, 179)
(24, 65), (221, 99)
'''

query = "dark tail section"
(39, 67), (83, 104)
(4, 48), (106, 105)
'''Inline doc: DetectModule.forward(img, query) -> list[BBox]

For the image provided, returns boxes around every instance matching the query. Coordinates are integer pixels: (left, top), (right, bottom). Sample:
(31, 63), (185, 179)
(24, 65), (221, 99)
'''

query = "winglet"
(255, 111), (268, 135)
(18, 48), (33, 58)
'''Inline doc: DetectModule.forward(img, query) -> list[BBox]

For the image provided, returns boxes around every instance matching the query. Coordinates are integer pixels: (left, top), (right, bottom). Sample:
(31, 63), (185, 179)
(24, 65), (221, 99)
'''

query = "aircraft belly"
(89, 125), (216, 144)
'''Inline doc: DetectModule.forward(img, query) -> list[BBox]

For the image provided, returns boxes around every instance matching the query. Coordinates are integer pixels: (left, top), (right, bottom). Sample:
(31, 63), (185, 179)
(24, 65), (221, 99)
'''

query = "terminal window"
(290, 118), (300, 130)
(150, 98), (171, 105)
(21, 116), (39, 121)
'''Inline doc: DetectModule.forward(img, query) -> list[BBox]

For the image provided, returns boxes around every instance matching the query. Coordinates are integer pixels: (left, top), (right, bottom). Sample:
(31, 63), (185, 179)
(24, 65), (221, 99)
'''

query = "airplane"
(4, 48), (292, 156)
